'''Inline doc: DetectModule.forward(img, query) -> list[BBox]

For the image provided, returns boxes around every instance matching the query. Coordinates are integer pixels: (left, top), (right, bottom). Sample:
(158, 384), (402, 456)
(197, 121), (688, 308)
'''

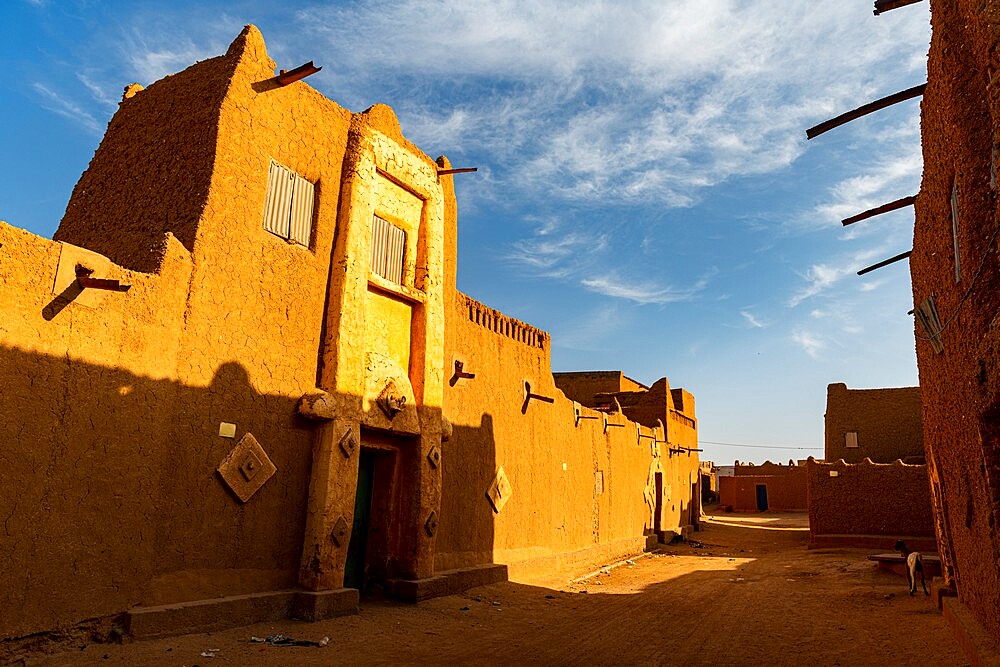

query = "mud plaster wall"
(438, 294), (700, 572)
(734, 462), (802, 477)
(824, 383), (922, 464)
(910, 0), (1000, 638)
(0, 27), (355, 638)
(806, 460), (933, 544)
(0, 225), (193, 638)
(718, 472), (806, 511)
(553, 371), (648, 405)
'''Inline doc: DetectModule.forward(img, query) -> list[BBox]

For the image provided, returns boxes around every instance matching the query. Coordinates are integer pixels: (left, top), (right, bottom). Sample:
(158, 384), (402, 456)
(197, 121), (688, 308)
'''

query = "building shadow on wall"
(437, 413), (498, 572)
(0, 346), (315, 643)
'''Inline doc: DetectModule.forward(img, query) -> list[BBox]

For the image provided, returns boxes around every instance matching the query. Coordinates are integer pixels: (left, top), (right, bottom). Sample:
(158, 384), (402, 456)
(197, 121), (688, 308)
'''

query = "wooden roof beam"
(806, 84), (926, 139)
(275, 61), (321, 87)
(842, 195), (917, 226)
(857, 250), (912, 276)
(874, 0), (924, 16)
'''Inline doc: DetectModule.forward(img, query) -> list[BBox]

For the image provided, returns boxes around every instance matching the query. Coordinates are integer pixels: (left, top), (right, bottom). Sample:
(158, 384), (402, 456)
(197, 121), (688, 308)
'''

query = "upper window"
(845, 432), (859, 449)
(263, 160), (314, 246)
(370, 214), (406, 284)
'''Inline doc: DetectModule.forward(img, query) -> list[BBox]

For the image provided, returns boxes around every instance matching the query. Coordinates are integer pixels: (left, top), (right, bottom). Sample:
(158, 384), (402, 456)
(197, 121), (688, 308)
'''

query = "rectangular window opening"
(371, 214), (406, 284)
(845, 432), (859, 448)
(262, 160), (314, 247)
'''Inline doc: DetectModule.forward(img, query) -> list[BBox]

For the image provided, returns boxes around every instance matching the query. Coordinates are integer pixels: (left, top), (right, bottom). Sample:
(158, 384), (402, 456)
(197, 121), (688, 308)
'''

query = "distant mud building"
(0, 27), (700, 646)
(824, 383), (923, 464)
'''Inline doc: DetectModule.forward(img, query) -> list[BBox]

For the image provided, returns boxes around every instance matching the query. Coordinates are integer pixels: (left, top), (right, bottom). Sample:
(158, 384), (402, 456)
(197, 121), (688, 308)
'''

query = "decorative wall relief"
(217, 432), (277, 503)
(486, 466), (513, 514)
(362, 352), (420, 434)
(377, 380), (407, 419)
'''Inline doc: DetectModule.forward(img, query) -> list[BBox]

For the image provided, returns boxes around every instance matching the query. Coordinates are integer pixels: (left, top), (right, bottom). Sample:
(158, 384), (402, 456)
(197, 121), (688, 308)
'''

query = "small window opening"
(845, 432), (859, 448)
(370, 215), (406, 284)
(262, 160), (314, 246)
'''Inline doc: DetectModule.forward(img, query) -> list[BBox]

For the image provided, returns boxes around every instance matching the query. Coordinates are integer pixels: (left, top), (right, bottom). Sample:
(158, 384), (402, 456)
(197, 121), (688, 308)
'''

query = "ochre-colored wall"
(718, 471), (807, 512)
(553, 371), (646, 405)
(439, 295), (700, 575)
(806, 459), (934, 549)
(1, 27), (355, 638)
(911, 0), (1000, 639)
(824, 383), (922, 464)
(734, 462), (802, 476)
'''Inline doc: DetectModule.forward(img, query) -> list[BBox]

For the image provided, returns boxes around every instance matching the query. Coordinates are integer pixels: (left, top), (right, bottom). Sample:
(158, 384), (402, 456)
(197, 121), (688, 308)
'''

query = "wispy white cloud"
(740, 310), (766, 328)
(791, 329), (825, 359)
(581, 271), (709, 305)
(296, 0), (929, 208)
(77, 72), (118, 111)
(788, 263), (851, 308)
(506, 226), (609, 279)
(31, 83), (101, 134)
(811, 130), (923, 230)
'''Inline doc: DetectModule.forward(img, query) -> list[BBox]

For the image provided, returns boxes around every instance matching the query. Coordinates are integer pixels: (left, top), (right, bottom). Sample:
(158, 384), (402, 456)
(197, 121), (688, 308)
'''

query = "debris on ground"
(250, 634), (330, 647)
(625, 560), (636, 566)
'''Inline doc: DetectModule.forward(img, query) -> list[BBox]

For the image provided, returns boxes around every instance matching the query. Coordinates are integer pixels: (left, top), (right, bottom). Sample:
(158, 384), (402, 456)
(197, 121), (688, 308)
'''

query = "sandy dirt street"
(32, 512), (964, 666)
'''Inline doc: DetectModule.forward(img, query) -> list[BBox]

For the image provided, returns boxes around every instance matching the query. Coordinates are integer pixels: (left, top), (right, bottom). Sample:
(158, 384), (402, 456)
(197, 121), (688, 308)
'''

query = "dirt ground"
(30, 511), (965, 666)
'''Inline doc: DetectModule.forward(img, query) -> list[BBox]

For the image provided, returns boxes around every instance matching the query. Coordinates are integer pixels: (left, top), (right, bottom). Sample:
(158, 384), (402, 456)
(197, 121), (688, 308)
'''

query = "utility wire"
(698, 440), (821, 451)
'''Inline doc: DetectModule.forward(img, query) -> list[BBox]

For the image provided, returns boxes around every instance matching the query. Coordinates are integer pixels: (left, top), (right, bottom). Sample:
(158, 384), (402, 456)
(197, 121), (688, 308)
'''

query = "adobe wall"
(0, 27), (358, 639)
(439, 294), (701, 575)
(912, 0), (1000, 638)
(718, 470), (807, 512)
(824, 383), (922, 463)
(553, 371), (648, 405)
(806, 460), (934, 550)
(734, 461), (802, 476)
(0, 225), (197, 639)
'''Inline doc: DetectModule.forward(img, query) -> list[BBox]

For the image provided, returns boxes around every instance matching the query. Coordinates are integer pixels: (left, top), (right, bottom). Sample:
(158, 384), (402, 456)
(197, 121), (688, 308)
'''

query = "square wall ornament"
(486, 466), (512, 514)
(218, 432), (277, 503)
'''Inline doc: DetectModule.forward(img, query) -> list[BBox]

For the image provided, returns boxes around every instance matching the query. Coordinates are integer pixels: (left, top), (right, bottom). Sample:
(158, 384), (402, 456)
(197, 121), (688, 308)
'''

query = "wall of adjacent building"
(806, 459), (934, 550)
(438, 294), (701, 579)
(719, 471), (807, 512)
(824, 383), (922, 464)
(911, 0), (1000, 640)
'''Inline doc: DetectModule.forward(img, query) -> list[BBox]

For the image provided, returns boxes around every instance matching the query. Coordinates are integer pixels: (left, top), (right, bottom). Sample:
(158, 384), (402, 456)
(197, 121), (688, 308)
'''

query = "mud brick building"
(0, 26), (700, 646)
(910, 0), (1000, 642)
(719, 461), (807, 512)
(824, 383), (923, 464)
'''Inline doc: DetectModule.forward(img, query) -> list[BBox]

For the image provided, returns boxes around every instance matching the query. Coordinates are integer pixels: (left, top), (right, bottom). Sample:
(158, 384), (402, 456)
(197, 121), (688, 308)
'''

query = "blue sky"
(0, 0), (931, 465)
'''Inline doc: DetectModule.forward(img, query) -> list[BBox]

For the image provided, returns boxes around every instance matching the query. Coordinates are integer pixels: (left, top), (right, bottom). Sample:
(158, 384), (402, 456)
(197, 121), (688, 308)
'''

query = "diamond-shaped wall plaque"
(339, 427), (358, 459)
(217, 433), (277, 503)
(427, 445), (441, 469)
(485, 466), (512, 514)
(425, 510), (439, 537)
(330, 515), (349, 547)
